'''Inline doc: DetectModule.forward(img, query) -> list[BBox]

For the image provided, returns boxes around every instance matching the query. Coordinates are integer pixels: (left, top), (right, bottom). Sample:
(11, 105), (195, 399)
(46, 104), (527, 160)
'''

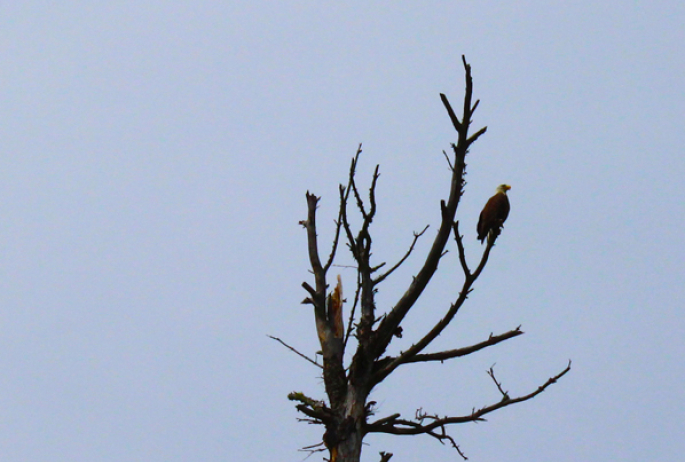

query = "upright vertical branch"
(301, 192), (327, 321)
(371, 56), (486, 359)
(300, 192), (347, 411)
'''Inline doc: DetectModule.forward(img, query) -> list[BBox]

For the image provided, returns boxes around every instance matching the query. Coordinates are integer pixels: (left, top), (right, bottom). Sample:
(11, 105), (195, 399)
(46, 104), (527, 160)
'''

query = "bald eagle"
(477, 184), (511, 244)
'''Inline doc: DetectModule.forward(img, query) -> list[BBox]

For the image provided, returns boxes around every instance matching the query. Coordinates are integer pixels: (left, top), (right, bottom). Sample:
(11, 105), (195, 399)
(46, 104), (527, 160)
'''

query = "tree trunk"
(327, 385), (367, 462)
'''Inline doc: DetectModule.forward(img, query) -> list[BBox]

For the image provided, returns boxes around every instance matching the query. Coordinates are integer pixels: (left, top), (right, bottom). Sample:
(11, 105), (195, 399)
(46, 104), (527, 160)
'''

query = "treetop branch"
(372, 56), (484, 360)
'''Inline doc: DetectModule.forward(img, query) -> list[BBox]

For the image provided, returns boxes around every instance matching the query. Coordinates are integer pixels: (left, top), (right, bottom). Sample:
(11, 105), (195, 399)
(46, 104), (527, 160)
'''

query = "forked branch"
(373, 225), (430, 285)
(367, 361), (572, 459)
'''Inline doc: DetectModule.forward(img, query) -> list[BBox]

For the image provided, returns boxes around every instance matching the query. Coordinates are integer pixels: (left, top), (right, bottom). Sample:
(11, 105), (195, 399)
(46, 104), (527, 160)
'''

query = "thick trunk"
(332, 428), (363, 462)
(327, 385), (368, 462)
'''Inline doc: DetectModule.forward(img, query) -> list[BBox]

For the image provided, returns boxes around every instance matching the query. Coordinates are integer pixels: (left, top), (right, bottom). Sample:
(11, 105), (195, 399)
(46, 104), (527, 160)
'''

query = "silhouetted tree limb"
(268, 335), (322, 369)
(366, 361), (571, 460)
(379, 451), (393, 462)
(299, 442), (328, 458)
(370, 362), (571, 436)
(343, 270), (362, 349)
(398, 327), (524, 365)
(454, 221), (471, 276)
(373, 225), (429, 285)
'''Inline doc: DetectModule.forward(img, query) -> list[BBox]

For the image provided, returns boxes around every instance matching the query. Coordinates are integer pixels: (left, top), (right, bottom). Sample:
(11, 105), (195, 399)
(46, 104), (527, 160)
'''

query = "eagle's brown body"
(477, 184), (511, 243)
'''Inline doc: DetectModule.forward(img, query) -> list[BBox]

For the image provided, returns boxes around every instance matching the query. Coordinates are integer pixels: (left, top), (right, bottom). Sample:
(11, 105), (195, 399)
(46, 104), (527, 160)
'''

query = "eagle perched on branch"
(477, 184), (511, 244)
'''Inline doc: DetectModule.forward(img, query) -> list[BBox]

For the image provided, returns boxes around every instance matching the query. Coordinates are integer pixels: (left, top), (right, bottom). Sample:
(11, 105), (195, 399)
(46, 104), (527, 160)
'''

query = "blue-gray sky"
(1, 2), (684, 461)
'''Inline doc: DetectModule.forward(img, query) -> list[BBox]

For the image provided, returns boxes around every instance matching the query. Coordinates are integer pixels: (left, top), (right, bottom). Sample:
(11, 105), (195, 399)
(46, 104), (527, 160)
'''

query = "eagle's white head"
(496, 184), (511, 194)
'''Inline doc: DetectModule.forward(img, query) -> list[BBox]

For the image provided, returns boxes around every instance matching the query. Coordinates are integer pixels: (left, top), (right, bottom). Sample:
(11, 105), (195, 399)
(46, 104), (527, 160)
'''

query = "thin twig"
(367, 413), (401, 427)
(442, 150), (454, 172)
(453, 221), (470, 277)
(298, 441), (327, 459)
(366, 165), (380, 225)
(343, 270), (362, 349)
(374, 225), (430, 285)
(342, 153), (360, 261)
(487, 364), (509, 399)
(328, 144), (362, 273)
(268, 335), (322, 369)
(350, 166), (368, 221)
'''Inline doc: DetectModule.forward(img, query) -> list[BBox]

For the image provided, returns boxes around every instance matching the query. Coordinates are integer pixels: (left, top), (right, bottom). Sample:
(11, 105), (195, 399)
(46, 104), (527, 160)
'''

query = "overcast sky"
(1, 2), (684, 461)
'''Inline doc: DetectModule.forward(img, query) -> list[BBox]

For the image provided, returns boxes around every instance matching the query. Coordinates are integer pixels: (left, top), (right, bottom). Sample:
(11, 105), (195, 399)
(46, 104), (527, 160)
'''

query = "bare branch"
(303, 193), (324, 278)
(487, 364), (509, 399)
(324, 214), (344, 274)
(472, 237), (496, 280)
(370, 262), (386, 273)
(379, 451), (393, 462)
(343, 270), (362, 349)
(367, 361), (571, 460)
(374, 225), (430, 285)
(368, 411), (468, 460)
(368, 413), (401, 427)
(302, 189), (347, 408)
(298, 441), (327, 459)
(341, 151), (361, 261)
(460, 55), (474, 136)
(268, 335), (323, 369)
(442, 150), (454, 172)
(324, 147), (360, 273)
(467, 126), (488, 146)
(350, 163), (368, 221)
(398, 327), (523, 364)
(301, 281), (316, 298)
(369, 361), (571, 435)
(367, 165), (380, 225)
(302, 192), (327, 320)
(453, 221), (470, 277)
(440, 93), (462, 132)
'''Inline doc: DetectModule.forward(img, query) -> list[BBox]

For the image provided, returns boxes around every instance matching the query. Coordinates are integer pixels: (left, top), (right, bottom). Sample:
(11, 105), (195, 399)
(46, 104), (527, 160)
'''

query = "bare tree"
(276, 56), (570, 462)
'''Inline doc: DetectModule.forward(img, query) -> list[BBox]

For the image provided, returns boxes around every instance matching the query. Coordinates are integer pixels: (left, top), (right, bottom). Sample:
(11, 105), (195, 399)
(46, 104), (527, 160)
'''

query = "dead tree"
(279, 56), (570, 462)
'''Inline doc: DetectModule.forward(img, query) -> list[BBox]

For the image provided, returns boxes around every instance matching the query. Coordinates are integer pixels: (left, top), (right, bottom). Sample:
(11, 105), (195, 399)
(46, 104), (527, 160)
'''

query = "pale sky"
(1, 2), (684, 461)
